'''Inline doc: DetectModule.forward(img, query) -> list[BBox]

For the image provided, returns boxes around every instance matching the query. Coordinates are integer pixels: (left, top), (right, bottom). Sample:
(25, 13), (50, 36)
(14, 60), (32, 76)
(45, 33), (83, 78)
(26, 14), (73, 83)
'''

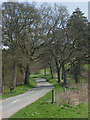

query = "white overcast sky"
(1, 0), (89, 2)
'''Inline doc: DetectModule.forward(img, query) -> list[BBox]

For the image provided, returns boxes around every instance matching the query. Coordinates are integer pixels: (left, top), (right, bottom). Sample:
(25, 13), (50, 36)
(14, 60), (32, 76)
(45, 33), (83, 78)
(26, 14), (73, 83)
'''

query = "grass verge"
(10, 74), (88, 118)
(82, 64), (90, 70)
(1, 77), (36, 100)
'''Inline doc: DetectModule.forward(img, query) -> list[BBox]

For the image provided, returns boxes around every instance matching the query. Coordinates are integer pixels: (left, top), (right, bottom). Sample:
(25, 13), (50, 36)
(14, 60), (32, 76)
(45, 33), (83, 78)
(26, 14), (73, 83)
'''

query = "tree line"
(2, 2), (88, 91)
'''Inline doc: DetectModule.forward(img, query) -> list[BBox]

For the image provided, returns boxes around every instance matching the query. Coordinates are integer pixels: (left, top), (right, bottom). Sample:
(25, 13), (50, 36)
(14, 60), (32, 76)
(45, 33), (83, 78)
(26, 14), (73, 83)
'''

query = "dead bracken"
(56, 83), (88, 106)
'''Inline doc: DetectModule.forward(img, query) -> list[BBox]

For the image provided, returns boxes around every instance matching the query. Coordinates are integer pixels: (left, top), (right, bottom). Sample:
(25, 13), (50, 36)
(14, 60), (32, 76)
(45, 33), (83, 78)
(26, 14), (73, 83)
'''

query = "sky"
(0, 0), (89, 19)
(0, 0), (89, 20)
(21, 0), (88, 1)
(60, 2), (88, 18)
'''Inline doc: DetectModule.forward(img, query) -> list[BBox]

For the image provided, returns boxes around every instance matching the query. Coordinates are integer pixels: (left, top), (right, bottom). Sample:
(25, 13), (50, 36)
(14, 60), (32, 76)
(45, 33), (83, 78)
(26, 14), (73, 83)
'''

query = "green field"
(10, 74), (88, 118)
(1, 77), (36, 99)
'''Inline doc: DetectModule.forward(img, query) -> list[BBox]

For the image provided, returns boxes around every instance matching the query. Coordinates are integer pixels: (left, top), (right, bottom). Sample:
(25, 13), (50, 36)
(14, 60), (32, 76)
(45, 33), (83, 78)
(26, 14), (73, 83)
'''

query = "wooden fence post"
(52, 89), (55, 104)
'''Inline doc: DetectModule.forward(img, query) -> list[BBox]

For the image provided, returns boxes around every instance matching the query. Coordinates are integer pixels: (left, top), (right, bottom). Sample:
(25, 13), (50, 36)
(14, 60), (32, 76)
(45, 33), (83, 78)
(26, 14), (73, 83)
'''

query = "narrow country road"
(0, 78), (54, 119)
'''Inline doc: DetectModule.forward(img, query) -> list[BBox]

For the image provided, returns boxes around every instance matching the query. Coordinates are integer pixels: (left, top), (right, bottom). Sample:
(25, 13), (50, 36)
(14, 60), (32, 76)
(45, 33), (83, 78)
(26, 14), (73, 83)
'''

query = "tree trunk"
(50, 66), (54, 79)
(10, 61), (17, 91)
(13, 62), (17, 88)
(62, 69), (64, 79)
(57, 68), (60, 83)
(75, 74), (78, 83)
(62, 62), (67, 85)
(55, 61), (60, 83)
(78, 60), (80, 75)
(74, 65), (79, 84)
(74, 61), (80, 84)
(2, 63), (5, 82)
(24, 63), (30, 84)
(44, 66), (46, 76)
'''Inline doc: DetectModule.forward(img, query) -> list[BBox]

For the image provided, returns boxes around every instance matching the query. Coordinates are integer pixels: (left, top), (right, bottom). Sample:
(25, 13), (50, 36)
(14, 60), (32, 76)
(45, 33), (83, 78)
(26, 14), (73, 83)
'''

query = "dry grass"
(56, 83), (88, 106)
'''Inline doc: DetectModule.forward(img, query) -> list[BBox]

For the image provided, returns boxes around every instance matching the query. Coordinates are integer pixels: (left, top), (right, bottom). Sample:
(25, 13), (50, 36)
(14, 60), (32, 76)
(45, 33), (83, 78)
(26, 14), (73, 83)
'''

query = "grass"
(10, 73), (88, 118)
(1, 77), (36, 99)
(82, 64), (90, 70)
(10, 100), (88, 118)
(40, 68), (50, 74)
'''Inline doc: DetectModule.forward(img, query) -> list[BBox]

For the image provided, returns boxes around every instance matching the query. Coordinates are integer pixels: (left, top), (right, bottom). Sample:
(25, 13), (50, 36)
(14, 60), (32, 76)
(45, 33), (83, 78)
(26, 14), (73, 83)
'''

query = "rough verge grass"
(10, 73), (88, 118)
(1, 77), (36, 99)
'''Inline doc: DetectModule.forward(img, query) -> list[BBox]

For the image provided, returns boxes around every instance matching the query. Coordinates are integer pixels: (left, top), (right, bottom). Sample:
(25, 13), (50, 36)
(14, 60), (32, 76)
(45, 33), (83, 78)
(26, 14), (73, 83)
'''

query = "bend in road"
(0, 78), (54, 118)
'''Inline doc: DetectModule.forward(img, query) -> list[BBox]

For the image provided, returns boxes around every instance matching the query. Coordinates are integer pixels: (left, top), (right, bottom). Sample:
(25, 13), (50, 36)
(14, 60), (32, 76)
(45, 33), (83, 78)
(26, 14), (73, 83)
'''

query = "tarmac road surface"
(0, 78), (54, 119)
